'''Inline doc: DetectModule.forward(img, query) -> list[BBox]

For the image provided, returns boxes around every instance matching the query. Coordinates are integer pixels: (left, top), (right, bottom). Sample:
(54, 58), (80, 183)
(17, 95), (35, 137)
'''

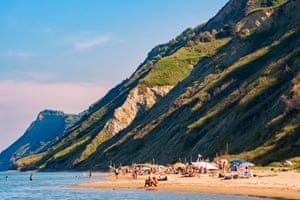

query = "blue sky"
(0, 0), (228, 152)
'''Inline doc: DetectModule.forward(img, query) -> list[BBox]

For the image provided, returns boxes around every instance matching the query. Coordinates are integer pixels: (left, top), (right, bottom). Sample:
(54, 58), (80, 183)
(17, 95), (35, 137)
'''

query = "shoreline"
(71, 170), (300, 200)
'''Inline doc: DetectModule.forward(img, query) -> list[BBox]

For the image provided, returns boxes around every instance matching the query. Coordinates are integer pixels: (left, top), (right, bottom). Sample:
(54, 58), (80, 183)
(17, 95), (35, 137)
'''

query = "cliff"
(14, 0), (300, 170)
(0, 110), (79, 170)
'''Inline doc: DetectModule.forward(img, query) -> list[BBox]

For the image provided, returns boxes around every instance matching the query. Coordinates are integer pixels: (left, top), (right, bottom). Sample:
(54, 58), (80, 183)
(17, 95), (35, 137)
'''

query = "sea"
(0, 172), (270, 200)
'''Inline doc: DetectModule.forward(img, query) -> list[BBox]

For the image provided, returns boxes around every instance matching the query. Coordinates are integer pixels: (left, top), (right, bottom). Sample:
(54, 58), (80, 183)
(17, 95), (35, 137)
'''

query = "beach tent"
(192, 162), (218, 170)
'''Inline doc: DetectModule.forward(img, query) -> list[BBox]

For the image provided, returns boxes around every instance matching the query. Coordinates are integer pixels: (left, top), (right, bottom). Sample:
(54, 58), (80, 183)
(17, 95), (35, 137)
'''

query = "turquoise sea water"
(0, 172), (269, 200)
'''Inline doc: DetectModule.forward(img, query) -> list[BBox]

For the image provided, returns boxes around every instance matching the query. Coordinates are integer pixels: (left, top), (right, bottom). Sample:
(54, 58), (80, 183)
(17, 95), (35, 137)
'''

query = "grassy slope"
(86, 0), (300, 167)
(16, 0), (300, 170)
(15, 26), (207, 170)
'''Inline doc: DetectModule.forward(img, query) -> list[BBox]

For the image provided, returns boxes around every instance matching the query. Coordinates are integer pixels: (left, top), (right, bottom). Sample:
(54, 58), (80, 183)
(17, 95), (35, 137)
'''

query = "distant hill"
(0, 110), (79, 170)
(14, 0), (300, 171)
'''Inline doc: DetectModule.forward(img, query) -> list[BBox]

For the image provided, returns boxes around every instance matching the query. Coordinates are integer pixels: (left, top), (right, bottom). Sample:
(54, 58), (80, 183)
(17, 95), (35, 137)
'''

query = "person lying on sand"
(158, 175), (168, 181)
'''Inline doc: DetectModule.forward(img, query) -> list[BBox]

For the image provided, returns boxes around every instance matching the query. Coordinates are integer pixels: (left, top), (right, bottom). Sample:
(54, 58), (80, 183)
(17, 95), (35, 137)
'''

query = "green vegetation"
(146, 24), (205, 62)
(142, 57), (191, 86)
(12, 0), (300, 171)
(53, 136), (90, 161)
(143, 37), (231, 86)
(75, 129), (112, 164)
(16, 153), (46, 169)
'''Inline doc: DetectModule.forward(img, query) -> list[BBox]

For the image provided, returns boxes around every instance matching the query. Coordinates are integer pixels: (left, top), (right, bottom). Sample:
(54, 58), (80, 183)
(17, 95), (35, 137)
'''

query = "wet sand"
(72, 170), (300, 199)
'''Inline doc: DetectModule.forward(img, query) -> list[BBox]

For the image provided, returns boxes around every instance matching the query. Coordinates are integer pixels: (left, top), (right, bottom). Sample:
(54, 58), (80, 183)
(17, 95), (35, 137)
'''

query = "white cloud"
(63, 34), (111, 52)
(0, 80), (113, 151)
(74, 35), (111, 51)
(0, 50), (35, 58)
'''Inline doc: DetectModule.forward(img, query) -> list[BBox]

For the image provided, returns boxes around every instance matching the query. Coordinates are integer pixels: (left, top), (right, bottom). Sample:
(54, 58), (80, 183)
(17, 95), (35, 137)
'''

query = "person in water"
(5, 176), (8, 182)
(29, 173), (33, 181)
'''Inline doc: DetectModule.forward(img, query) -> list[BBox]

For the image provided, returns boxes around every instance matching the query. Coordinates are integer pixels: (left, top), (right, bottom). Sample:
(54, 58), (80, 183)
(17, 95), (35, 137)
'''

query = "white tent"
(192, 161), (218, 170)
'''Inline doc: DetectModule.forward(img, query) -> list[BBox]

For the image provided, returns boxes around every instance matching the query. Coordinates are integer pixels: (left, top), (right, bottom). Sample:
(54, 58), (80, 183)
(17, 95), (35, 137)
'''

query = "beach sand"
(72, 170), (300, 199)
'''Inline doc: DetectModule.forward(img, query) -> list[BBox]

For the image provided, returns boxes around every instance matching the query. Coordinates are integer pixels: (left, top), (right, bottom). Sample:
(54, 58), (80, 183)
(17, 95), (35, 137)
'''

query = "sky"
(0, 0), (228, 152)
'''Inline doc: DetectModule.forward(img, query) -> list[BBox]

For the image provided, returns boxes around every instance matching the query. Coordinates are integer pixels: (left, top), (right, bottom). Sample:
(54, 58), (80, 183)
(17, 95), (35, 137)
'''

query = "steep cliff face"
(13, 31), (195, 170)
(104, 85), (174, 135)
(0, 110), (79, 170)
(236, 9), (274, 36)
(83, 0), (300, 167)
(203, 0), (248, 31)
(72, 84), (174, 166)
(204, 0), (289, 34)
(14, 0), (300, 170)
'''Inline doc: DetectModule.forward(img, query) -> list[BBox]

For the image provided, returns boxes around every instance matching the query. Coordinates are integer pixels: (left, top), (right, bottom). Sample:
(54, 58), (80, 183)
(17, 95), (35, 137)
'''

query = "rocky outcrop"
(203, 0), (247, 31)
(104, 85), (174, 135)
(236, 9), (274, 36)
(72, 84), (174, 165)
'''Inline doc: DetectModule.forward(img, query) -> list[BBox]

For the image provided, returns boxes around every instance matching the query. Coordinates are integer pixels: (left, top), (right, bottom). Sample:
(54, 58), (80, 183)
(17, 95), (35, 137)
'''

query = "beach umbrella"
(231, 159), (244, 164)
(231, 159), (254, 166)
(173, 162), (186, 169)
(243, 161), (255, 166)
(285, 160), (293, 166)
(141, 166), (151, 171)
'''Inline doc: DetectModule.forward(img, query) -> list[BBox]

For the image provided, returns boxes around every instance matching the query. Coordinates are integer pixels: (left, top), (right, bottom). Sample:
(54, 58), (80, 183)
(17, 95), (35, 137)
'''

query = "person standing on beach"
(114, 168), (119, 179)
(89, 170), (92, 178)
(133, 168), (138, 179)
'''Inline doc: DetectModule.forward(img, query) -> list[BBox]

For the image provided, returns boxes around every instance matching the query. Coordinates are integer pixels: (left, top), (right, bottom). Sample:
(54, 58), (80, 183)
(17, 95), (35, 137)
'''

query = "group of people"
(218, 160), (254, 179)
(4, 173), (34, 182)
(144, 176), (158, 187)
(113, 167), (139, 180)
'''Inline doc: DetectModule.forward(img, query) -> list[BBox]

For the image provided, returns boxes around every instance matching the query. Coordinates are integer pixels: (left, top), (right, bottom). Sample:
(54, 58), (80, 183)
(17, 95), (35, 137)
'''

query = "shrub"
(199, 31), (214, 42)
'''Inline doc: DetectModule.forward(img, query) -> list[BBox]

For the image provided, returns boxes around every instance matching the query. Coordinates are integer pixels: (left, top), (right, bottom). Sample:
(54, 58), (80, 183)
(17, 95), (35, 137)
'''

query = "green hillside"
(14, 0), (300, 171)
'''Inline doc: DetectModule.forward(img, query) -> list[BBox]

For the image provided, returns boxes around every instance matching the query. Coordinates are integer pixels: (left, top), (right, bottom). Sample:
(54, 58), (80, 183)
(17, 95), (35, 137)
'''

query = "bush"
(199, 31), (214, 42)
(216, 24), (235, 39)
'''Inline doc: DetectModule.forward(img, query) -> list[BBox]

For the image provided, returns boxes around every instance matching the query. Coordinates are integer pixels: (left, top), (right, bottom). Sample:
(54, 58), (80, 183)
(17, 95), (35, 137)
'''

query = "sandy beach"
(72, 170), (300, 199)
